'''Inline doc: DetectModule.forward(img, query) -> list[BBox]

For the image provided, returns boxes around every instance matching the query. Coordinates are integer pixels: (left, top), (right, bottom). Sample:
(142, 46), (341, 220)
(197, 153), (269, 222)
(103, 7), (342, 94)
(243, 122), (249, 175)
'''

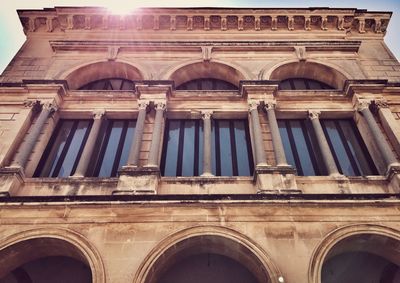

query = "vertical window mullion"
(229, 121), (239, 176)
(320, 120), (343, 174)
(52, 121), (79, 177)
(215, 120), (221, 176)
(285, 121), (304, 176)
(70, 120), (93, 176)
(93, 120), (113, 176)
(194, 120), (200, 176)
(176, 120), (185, 176)
(300, 120), (320, 175)
(111, 121), (129, 177)
(244, 119), (254, 175)
(160, 120), (170, 176)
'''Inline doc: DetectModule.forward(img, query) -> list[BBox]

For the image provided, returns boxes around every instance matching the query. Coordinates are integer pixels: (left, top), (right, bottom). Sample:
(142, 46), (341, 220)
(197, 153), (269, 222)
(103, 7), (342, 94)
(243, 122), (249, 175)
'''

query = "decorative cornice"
(17, 7), (391, 37)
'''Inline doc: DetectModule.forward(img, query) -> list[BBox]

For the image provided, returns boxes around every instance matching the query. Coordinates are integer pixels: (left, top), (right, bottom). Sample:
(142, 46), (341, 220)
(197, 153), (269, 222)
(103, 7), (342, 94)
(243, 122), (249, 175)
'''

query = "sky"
(0, 0), (399, 74)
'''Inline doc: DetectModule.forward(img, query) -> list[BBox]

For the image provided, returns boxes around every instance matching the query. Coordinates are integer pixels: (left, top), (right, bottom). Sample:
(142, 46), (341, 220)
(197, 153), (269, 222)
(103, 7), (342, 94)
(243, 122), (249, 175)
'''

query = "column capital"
(308, 110), (321, 120)
(201, 110), (213, 120)
(154, 101), (166, 111)
(264, 100), (277, 110)
(93, 109), (105, 119)
(356, 100), (371, 112)
(138, 100), (150, 110)
(248, 100), (260, 111)
(42, 101), (58, 113)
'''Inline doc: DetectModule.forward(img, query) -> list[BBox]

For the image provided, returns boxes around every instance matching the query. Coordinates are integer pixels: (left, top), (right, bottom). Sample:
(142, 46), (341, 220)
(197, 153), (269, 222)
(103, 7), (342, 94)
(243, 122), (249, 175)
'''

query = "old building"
(0, 6), (400, 283)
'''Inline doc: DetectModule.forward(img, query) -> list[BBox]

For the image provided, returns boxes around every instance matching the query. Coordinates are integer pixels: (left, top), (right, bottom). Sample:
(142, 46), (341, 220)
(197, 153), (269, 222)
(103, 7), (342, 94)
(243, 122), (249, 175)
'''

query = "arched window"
(176, 78), (238, 91)
(79, 78), (134, 90)
(279, 78), (334, 90)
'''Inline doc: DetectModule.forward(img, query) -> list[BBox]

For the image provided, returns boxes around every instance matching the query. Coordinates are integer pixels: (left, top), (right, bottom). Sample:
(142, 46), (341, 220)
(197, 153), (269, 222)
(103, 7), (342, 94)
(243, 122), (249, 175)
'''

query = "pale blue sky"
(0, 0), (399, 74)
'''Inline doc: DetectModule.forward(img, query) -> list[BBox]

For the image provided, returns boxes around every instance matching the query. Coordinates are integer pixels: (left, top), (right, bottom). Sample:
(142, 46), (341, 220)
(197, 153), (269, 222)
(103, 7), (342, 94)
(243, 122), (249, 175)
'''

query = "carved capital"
(371, 99), (389, 114)
(201, 110), (213, 120)
(42, 102), (58, 113)
(248, 100), (260, 111)
(308, 110), (321, 120)
(356, 100), (371, 112)
(264, 100), (277, 110)
(138, 100), (150, 110)
(93, 109), (105, 119)
(154, 101), (166, 111)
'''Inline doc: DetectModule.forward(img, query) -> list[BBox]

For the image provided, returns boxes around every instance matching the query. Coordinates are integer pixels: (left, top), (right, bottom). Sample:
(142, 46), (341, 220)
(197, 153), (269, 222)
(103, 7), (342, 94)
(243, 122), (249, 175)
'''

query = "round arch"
(0, 227), (106, 283)
(133, 225), (282, 283)
(164, 60), (250, 88)
(62, 60), (145, 90)
(309, 224), (400, 283)
(265, 60), (351, 90)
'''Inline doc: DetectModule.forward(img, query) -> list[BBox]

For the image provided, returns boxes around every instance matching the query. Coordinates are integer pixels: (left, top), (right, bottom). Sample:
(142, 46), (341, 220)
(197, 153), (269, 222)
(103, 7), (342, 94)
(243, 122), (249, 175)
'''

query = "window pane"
(57, 120), (90, 177)
(292, 79), (307, 90)
(117, 121), (136, 170)
(234, 120), (252, 176)
(278, 121), (296, 170)
(182, 121), (196, 176)
(217, 120), (234, 176)
(163, 120), (181, 176)
(176, 78), (238, 91)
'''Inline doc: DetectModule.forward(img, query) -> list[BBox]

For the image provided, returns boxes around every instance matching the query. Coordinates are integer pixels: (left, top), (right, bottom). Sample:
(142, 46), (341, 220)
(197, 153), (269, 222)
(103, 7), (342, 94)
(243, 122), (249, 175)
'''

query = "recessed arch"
(165, 60), (248, 88)
(133, 225), (282, 283)
(266, 60), (350, 90)
(63, 60), (144, 90)
(0, 228), (105, 283)
(309, 224), (400, 283)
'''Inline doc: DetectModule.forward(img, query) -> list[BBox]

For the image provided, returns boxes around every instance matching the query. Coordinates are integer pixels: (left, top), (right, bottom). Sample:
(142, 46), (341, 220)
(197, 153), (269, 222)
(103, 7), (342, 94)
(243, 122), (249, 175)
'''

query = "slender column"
(201, 111), (213, 176)
(264, 101), (288, 166)
(12, 102), (57, 168)
(73, 110), (105, 177)
(358, 101), (398, 169)
(249, 101), (268, 166)
(127, 101), (149, 166)
(147, 101), (166, 167)
(308, 110), (340, 176)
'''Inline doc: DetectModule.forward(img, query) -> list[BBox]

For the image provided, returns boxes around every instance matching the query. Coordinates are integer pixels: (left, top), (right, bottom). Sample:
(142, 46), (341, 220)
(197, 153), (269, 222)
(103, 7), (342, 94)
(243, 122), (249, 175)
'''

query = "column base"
(387, 164), (400, 193)
(254, 165), (300, 193)
(115, 166), (160, 195)
(0, 166), (25, 197)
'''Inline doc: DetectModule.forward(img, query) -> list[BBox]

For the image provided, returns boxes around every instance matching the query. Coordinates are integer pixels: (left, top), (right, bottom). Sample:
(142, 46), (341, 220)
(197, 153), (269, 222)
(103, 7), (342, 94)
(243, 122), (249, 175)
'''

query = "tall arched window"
(79, 78), (134, 90)
(176, 78), (238, 91)
(279, 78), (334, 90)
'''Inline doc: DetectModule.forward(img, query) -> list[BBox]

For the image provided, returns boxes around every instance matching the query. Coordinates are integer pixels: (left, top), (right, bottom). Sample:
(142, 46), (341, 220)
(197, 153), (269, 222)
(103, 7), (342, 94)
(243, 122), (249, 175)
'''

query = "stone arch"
(163, 60), (250, 88)
(309, 224), (400, 283)
(0, 227), (106, 283)
(62, 60), (145, 90)
(265, 60), (351, 90)
(133, 225), (282, 283)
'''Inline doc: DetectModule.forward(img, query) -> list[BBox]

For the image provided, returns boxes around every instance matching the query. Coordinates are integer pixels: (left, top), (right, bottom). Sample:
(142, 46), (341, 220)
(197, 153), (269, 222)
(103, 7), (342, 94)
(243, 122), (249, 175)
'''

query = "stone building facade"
(0, 6), (400, 283)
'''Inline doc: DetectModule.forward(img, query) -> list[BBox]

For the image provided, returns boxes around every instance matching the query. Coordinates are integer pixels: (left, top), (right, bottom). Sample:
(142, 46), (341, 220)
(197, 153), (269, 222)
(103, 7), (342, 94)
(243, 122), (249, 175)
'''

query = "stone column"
(358, 101), (398, 169)
(127, 100), (149, 166)
(147, 101), (166, 167)
(249, 101), (268, 166)
(308, 110), (340, 176)
(201, 110), (213, 176)
(12, 101), (57, 169)
(73, 110), (105, 177)
(264, 101), (288, 166)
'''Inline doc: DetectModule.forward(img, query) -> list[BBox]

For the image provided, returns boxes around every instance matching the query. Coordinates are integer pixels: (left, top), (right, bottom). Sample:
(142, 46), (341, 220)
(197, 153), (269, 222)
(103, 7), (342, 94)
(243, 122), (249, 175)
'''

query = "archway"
(134, 226), (282, 283)
(309, 224), (400, 283)
(269, 61), (348, 90)
(0, 228), (105, 283)
(168, 61), (246, 89)
(65, 61), (144, 90)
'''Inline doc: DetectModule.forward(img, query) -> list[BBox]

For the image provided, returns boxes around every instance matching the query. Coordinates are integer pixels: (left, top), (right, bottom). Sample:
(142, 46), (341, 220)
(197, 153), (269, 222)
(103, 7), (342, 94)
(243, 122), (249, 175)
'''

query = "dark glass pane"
(292, 79), (307, 90)
(176, 78), (238, 91)
(110, 79), (122, 90)
(278, 121), (297, 171)
(182, 121), (196, 176)
(211, 121), (216, 175)
(198, 122), (204, 175)
(121, 80), (134, 90)
(233, 120), (251, 176)
(163, 120), (181, 176)
(42, 121), (74, 177)
(117, 121), (136, 170)
(218, 120), (234, 176)
(279, 78), (334, 90)
(279, 80), (292, 90)
(79, 78), (134, 90)
(97, 121), (124, 177)
(57, 120), (90, 177)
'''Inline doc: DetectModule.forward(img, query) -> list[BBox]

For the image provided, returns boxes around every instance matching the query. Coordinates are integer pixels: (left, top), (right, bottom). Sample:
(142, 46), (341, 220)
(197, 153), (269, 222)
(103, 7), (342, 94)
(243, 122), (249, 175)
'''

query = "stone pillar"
(264, 101), (288, 166)
(358, 101), (398, 170)
(147, 101), (166, 167)
(73, 110), (105, 177)
(249, 101), (268, 166)
(12, 102), (57, 169)
(308, 110), (340, 176)
(201, 110), (213, 176)
(127, 100), (149, 166)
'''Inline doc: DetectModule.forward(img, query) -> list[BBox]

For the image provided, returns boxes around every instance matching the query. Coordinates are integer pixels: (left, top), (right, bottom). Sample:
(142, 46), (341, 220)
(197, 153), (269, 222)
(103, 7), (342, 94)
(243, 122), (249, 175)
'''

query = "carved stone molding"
(201, 110), (213, 120)
(248, 100), (260, 111)
(264, 100), (277, 110)
(138, 100), (150, 110)
(154, 101), (166, 111)
(308, 110), (321, 120)
(93, 109), (105, 119)
(356, 100), (371, 112)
